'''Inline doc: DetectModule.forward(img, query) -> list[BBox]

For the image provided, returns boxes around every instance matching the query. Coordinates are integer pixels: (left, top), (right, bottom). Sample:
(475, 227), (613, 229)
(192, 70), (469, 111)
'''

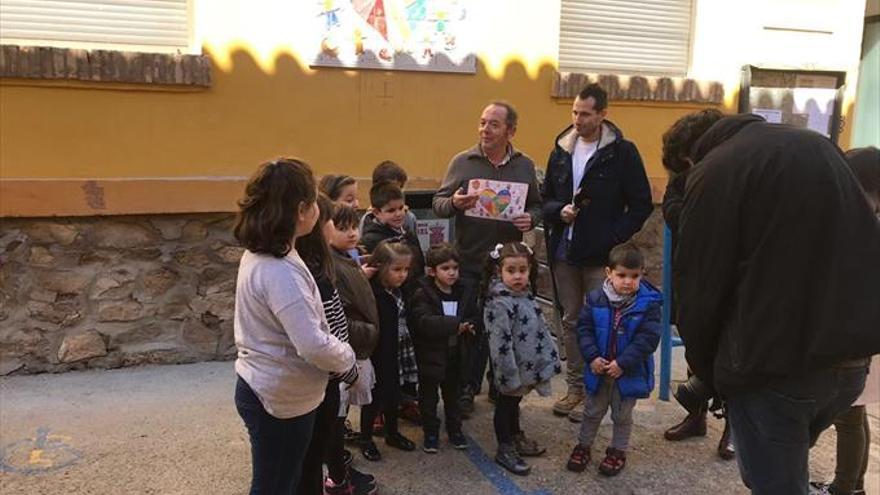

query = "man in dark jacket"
(542, 83), (653, 421)
(664, 112), (880, 494)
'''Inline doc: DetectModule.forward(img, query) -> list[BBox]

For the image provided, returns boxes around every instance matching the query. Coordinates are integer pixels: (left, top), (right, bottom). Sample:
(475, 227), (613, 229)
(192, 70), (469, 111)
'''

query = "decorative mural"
(312, 0), (475, 73)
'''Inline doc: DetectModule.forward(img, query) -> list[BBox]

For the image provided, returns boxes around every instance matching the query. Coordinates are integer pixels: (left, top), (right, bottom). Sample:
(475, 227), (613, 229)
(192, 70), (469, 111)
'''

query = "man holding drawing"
(433, 101), (542, 412)
(542, 84), (653, 421)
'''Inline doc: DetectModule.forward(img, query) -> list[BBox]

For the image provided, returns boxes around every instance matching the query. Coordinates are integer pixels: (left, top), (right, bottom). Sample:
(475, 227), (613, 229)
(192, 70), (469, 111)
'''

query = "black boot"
(717, 418), (735, 460)
(664, 406), (707, 441)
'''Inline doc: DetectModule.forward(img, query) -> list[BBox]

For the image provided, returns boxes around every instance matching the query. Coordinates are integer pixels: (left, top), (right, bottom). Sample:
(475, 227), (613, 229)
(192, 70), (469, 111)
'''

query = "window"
(558, 0), (693, 77)
(0, 0), (192, 54)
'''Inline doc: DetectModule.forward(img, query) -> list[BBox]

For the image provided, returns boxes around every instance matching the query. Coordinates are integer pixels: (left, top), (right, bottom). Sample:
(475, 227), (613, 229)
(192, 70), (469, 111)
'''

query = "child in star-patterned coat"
(481, 242), (561, 476)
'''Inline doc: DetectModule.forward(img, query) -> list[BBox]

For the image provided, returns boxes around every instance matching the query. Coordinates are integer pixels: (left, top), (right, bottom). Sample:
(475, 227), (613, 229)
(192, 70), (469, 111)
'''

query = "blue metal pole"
(660, 224), (673, 401)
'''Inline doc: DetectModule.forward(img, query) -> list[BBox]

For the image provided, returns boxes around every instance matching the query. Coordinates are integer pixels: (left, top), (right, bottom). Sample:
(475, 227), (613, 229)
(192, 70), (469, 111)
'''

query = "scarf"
(602, 278), (637, 359)
(388, 289), (419, 386)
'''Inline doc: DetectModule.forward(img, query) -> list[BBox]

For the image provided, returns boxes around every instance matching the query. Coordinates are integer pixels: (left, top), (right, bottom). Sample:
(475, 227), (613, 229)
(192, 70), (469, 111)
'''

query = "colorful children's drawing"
(465, 179), (528, 222)
(313, 0), (475, 73)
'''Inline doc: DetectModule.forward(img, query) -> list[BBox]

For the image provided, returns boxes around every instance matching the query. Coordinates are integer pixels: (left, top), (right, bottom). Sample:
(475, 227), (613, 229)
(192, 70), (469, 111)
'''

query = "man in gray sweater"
(432, 101), (542, 414)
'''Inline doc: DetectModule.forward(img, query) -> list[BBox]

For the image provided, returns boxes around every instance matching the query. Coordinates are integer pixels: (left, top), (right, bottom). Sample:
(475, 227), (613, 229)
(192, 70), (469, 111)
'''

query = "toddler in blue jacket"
(565, 242), (662, 476)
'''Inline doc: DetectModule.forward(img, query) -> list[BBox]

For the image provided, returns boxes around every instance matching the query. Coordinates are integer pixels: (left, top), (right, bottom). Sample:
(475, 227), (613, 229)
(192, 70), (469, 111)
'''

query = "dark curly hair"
(425, 242), (459, 269)
(296, 194), (336, 282)
(233, 158), (317, 258)
(662, 109), (724, 174)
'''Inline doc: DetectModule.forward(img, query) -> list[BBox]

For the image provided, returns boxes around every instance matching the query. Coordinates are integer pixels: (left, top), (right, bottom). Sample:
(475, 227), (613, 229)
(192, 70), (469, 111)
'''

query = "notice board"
(738, 65), (846, 143)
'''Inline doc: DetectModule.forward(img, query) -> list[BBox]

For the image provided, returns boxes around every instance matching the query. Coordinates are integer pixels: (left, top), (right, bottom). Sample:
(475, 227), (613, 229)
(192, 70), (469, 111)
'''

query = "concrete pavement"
(1, 354), (877, 494)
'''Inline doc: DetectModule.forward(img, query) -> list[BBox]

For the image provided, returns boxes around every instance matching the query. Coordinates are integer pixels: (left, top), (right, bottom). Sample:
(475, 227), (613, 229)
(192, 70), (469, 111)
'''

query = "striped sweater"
(316, 276), (358, 384)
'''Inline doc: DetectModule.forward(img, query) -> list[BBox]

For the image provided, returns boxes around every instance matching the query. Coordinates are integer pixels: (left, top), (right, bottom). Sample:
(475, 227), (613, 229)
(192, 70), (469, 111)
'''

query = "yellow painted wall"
(0, 0), (867, 216)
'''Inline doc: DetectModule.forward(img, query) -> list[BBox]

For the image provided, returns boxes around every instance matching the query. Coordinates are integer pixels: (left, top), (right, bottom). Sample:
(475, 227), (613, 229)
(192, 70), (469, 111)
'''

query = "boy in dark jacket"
(361, 181), (426, 426)
(360, 181), (425, 289)
(408, 243), (480, 453)
(566, 243), (661, 477)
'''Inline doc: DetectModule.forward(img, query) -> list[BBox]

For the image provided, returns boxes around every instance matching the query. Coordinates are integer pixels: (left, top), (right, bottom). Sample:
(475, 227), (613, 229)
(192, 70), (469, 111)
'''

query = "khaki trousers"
(553, 262), (605, 395)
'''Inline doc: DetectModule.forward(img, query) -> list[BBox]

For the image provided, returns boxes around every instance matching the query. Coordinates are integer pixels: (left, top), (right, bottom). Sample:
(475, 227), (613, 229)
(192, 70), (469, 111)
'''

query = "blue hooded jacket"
(577, 281), (662, 399)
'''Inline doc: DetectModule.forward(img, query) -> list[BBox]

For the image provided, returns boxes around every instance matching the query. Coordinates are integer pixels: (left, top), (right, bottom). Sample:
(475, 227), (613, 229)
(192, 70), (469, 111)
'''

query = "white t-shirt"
(572, 137), (598, 197)
(567, 137), (598, 239)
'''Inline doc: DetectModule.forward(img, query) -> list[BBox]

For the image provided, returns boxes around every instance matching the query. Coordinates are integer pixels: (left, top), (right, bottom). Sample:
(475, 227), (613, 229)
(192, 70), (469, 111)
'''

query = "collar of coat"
(555, 120), (621, 155)
(464, 143), (521, 166)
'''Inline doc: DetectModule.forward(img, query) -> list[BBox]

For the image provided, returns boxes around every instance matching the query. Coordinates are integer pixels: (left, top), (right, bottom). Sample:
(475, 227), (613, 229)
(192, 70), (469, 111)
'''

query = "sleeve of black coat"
(616, 303), (662, 373)
(675, 163), (742, 387)
(662, 172), (686, 234)
(541, 150), (565, 226)
(611, 142), (653, 243)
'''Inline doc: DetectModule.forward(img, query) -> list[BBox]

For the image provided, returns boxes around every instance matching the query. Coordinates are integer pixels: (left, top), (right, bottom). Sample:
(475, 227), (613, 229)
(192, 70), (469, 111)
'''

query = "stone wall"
(0, 214), (242, 375)
(0, 208), (667, 376)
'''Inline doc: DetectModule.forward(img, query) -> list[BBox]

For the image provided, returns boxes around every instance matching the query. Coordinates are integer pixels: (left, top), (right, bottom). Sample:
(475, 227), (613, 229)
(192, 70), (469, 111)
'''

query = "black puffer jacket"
(407, 277), (480, 382)
(675, 114), (880, 396)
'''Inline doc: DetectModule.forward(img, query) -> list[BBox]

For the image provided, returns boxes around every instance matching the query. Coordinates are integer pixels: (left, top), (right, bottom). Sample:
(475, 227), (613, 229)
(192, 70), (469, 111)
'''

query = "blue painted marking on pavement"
(0, 426), (82, 475)
(463, 434), (553, 495)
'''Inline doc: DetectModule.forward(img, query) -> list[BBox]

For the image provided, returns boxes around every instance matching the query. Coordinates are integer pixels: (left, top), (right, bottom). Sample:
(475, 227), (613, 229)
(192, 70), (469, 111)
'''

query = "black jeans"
(832, 404), (870, 493)
(235, 376), (317, 495)
(298, 380), (346, 495)
(419, 358), (463, 437)
(726, 365), (866, 495)
(493, 394), (522, 445)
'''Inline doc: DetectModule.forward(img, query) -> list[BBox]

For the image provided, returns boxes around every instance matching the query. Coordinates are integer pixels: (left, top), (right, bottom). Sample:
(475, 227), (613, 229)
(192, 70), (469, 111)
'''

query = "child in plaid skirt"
(360, 240), (419, 461)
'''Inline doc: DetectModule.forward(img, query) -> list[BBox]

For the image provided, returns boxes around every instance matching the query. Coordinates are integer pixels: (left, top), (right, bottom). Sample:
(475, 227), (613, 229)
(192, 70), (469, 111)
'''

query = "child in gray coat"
(482, 242), (561, 476)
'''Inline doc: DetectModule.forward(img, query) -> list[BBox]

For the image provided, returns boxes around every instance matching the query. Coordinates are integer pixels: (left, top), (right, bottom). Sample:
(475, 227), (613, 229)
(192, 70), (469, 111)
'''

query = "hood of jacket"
(554, 120), (622, 155)
(691, 114), (764, 164)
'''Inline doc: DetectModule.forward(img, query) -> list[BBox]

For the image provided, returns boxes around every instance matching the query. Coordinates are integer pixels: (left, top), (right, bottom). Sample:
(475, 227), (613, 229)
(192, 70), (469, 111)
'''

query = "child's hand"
(605, 360), (623, 378)
(361, 264), (377, 279)
(457, 322), (475, 335)
(590, 357), (608, 374)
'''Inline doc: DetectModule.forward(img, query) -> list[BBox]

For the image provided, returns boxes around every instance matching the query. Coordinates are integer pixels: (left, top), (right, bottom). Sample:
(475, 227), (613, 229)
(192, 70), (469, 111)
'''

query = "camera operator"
(661, 111), (880, 494)
(659, 109), (734, 461)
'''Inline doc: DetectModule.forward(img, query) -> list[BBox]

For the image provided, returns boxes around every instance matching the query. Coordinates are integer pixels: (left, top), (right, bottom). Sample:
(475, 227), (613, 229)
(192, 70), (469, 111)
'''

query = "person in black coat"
(663, 111), (880, 493)
(659, 109), (734, 460)
(408, 243), (480, 453)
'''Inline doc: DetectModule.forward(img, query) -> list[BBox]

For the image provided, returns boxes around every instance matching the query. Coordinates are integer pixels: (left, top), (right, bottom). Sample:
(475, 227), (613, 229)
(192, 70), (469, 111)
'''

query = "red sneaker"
(598, 447), (626, 476)
(566, 444), (591, 472)
(372, 414), (385, 436)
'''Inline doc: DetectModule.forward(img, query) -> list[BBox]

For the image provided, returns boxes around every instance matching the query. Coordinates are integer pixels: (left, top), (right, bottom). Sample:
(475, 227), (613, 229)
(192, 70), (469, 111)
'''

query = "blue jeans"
(726, 365), (867, 495)
(235, 376), (317, 495)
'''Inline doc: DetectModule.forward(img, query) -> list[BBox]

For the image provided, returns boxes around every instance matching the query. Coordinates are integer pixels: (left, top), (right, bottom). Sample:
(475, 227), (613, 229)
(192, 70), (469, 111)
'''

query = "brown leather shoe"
(663, 411), (707, 441)
(717, 419), (735, 460)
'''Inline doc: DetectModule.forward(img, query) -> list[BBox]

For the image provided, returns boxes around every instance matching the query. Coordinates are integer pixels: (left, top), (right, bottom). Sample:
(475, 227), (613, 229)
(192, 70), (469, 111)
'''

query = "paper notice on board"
(753, 108), (783, 124)
(415, 219), (450, 252)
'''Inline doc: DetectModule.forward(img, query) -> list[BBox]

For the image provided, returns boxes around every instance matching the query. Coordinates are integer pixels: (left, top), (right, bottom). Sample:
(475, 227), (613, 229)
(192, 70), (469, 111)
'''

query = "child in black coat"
(360, 240), (419, 462)
(408, 243), (480, 453)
